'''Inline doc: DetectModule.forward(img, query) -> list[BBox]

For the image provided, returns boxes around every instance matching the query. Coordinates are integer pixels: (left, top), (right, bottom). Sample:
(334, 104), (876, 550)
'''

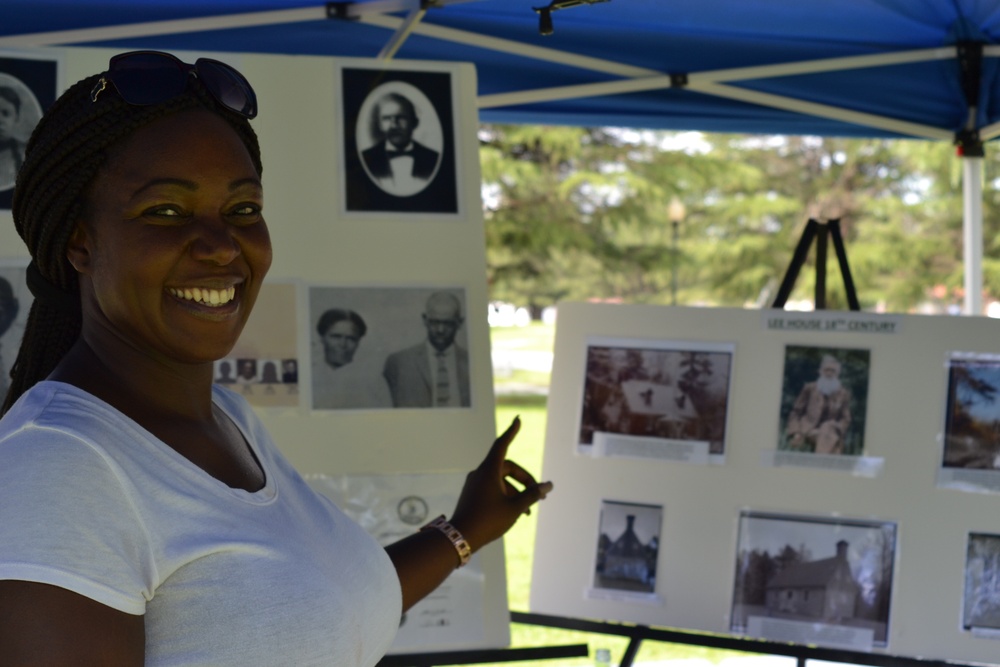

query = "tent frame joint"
(326, 2), (358, 20)
(670, 72), (688, 88)
(955, 128), (984, 157)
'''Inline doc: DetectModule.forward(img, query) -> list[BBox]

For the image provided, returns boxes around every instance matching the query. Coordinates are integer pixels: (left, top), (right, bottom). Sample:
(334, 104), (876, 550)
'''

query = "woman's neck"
(49, 337), (216, 423)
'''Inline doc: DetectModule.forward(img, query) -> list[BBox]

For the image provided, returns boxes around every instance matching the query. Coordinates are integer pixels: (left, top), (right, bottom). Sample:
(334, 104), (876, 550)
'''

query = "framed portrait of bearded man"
(777, 345), (871, 456)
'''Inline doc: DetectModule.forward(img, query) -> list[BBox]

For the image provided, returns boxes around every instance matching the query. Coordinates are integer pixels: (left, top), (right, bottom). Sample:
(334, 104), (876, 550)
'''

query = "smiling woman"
(0, 51), (552, 666)
(65, 108), (271, 369)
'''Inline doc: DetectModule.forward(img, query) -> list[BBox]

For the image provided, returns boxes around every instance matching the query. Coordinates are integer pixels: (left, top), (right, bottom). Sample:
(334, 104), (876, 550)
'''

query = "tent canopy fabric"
(2, 0), (999, 314)
(3, 0), (1000, 143)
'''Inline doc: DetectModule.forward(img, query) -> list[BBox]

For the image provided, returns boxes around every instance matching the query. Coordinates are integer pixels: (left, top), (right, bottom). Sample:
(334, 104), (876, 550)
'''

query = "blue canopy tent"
(3, 0), (1000, 311)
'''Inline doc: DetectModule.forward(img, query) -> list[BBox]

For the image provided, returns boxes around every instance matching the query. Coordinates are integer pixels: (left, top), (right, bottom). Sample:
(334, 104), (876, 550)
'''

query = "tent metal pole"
(963, 155), (984, 315)
(375, 5), (429, 60)
(0, 7), (327, 47)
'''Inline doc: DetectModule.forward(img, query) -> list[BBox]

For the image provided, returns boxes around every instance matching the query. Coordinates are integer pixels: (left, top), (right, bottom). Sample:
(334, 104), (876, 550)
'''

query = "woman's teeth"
(168, 287), (236, 306)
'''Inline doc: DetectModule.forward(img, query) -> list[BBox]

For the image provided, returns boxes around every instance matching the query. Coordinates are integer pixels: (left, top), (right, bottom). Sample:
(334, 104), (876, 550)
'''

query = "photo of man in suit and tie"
(361, 91), (441, 197)
(341, 67), (458, 214)
(383, 291), (470, 408)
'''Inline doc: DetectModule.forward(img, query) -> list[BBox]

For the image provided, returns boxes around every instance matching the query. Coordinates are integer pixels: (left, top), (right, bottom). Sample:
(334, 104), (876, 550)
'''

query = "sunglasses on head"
(90, 50), (257, 119)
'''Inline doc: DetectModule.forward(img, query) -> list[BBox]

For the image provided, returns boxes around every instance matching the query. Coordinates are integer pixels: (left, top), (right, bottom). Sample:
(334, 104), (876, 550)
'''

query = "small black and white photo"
(731, 510), (896, 648)
(340, 67), (458, 215)
(963, 532), (1000, 631)
(0, 263), (31, 400)
(0, 54), (58, 208)
(309, 286), (470, 410)
(214, 359), (238, 385)
(234, 358), (258, 385)
(592, 500), (662, 595)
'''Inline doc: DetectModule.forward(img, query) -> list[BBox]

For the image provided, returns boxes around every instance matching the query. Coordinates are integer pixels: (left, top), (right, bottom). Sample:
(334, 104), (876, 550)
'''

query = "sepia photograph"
(964, 532), (1000, 631)
(943, 354), (1000, 470)
(731, 510), (896, 647)
(778, 345), (871, 456)
(0, 54), (58, 208)
(592, 500), (662, 595)
(217, 282), (299, 408)
(578, 339), (733, 455)
(0, 262), (30, 400)
(309, 286), (470, 411)
(340, 66), (458, 215)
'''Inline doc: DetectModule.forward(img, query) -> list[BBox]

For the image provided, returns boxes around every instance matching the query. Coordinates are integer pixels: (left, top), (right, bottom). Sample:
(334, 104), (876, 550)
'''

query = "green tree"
(482, 125), (989, 314)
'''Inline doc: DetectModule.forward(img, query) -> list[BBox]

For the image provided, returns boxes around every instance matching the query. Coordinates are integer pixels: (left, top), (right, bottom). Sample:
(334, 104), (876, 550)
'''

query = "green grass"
(490, 323), (556, 394)
(489, 321), (557, 352)
(483, 325), (750, 666)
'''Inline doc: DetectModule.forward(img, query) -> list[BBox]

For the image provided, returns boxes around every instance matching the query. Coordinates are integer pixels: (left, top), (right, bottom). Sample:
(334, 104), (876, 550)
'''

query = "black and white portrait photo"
(0, 54), (57, 208)
(309, 286), (470, 411)
(578, 340), (733, 456)
(0, 263), (31, 400)
(730, 510), (896, 649)
(964, 532), (1000, 631)
(340, 67), (458, 215)
(778, 345), (871, 456)
(592, 500), (662, 596)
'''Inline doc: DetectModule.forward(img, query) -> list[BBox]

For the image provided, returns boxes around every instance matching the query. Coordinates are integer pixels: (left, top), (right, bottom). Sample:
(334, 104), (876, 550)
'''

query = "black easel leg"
(814, 222), (828, 310)
(772, 219), (818, 309)
(828, 219), (860, 311)
(618, 633), (643, 667)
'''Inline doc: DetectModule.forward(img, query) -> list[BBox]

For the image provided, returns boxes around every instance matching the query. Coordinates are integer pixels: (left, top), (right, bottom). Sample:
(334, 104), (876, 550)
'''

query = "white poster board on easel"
(532, 302), (1000, 665)
(0, 47), (507, 653)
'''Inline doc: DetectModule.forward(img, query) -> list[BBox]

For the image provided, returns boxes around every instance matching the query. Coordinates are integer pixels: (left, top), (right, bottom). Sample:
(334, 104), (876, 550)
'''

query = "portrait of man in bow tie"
(360, 91), (442, 197)
(342, 68), (459, 215)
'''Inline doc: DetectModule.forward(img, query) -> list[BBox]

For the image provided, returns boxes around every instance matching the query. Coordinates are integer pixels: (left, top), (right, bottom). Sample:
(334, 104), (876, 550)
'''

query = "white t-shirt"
(0, 381), (401, 666)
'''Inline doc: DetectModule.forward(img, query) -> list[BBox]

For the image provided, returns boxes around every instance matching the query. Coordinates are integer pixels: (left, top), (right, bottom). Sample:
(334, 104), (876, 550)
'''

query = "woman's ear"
(65, 222), (92, 275)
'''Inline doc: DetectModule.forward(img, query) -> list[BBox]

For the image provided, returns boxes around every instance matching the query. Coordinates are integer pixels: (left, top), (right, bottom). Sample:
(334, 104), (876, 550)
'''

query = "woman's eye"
(229, 203), (262, 220)
(144, 205), (183, 218)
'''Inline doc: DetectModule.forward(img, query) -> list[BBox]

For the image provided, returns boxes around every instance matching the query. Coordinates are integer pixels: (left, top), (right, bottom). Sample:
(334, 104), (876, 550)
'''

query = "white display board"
(532, 302), (1000, 665)
(0, 46), (507, 653)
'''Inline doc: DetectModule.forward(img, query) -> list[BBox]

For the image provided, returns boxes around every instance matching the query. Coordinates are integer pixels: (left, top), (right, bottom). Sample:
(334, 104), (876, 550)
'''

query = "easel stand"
(379, 611), (985, 667)
(772, 218), (860, 310)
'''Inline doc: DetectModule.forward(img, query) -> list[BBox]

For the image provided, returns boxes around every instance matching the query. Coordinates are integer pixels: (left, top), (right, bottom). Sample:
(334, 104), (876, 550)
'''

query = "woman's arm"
(0, 580), (144, 666)
(384, 417), (553, 612)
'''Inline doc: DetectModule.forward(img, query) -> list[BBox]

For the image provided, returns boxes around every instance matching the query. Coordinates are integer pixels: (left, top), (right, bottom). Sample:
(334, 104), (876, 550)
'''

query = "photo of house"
(764, 539), (858, 621)
(731, 511), (896, 645)
(579, 340), (733, 455)
(592, 500), (662, 595)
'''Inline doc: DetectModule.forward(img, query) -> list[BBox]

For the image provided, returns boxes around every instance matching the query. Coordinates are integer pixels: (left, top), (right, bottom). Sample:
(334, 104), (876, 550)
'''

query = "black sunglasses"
(90, 50), (257, 119)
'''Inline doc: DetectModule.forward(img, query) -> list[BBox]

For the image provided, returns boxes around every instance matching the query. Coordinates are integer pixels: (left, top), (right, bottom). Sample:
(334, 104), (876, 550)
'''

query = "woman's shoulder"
(2, 381), (130, 436)
(0, 383), (142, 503)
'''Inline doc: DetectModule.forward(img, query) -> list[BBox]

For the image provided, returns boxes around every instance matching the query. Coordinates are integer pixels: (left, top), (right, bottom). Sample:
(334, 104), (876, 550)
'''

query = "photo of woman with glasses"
(0, 51), (552, 665)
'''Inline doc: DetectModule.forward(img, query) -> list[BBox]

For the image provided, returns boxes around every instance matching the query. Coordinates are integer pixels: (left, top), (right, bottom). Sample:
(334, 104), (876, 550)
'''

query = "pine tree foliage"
(481, 124), (998, 314)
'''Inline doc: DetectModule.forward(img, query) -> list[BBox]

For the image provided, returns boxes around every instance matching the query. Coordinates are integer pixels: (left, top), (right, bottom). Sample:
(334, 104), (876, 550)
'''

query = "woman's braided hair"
(1, 67), (263, 415)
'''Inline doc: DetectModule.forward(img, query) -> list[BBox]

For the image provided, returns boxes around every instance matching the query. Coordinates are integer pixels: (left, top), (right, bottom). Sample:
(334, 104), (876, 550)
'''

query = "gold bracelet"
(421, 515), (472, 568)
